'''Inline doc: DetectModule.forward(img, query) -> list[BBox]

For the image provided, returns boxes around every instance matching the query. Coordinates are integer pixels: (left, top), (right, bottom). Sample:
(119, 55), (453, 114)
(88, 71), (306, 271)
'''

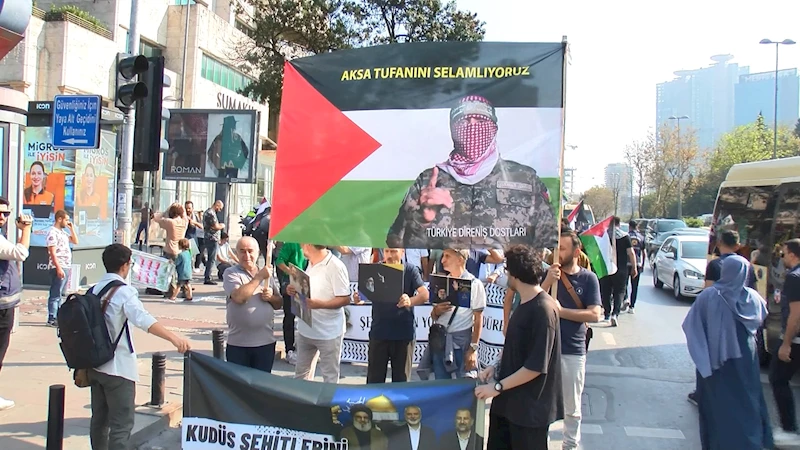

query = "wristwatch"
(469, 343), (479, 351)
(493, 381), (504, 393)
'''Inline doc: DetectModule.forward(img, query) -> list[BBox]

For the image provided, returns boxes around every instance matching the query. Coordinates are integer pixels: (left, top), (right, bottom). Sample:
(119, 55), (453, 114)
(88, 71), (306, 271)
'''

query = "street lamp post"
(760, 38), (796, 159)
(668, 115), (689, 219)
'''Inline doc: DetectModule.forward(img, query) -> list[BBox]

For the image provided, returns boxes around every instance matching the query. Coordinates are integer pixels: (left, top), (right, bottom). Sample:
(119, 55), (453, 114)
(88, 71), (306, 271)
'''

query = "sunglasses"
(0, 211), (10, 217)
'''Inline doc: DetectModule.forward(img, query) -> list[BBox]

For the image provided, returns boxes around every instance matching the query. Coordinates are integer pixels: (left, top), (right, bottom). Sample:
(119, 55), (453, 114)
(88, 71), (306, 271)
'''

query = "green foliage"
(582, 186), (615, 219)
(235, 0), (485, 109)
(47, 4), (105, 29)
(795, 118), (800, 139)
(683, 217), (703, 228)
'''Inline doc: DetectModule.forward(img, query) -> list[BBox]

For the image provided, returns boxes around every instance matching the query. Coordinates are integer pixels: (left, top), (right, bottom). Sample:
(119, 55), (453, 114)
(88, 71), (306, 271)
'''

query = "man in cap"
(386, 95), (557, 250)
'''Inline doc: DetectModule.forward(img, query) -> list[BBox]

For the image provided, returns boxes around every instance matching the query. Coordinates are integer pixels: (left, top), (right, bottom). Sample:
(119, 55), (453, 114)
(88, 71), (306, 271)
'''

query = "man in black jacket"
(438, 408), (484, 450)
(387, 405), (437, 450)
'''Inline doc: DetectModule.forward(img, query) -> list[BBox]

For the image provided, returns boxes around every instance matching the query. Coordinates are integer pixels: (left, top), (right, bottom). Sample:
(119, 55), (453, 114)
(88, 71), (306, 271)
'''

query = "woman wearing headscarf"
(682, 255), (773, 449)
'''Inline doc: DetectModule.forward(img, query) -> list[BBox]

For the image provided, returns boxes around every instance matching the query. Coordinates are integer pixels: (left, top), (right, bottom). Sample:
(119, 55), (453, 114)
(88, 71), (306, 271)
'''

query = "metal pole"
(149, 353), (167, 407)
(116, 0), (141, 245)
(175, 0), (191, 201)
(46, 384), (65, 450)
(212, 329), (225, 359)
(773, 43), (779, 159)
(677, 119), (683, 219)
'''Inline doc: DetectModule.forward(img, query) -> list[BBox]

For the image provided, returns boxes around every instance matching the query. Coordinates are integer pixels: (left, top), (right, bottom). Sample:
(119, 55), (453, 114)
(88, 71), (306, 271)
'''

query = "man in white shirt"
(333, 246), (372, 282)
(88, 244), (191, 450)
(215, 232), (239, 280)
(46, 210), (78, 327)
(286, 244), (350, 383)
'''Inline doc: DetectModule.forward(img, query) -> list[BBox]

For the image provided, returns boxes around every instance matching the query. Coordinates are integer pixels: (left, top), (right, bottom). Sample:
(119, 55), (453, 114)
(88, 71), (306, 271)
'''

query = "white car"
(652, 235), (708, 299)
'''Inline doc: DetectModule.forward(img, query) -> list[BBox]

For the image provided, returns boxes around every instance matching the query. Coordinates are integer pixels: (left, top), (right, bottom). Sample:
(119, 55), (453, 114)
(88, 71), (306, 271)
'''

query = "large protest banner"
(183, 352), (485, 450)
(271, 42), (565, 250)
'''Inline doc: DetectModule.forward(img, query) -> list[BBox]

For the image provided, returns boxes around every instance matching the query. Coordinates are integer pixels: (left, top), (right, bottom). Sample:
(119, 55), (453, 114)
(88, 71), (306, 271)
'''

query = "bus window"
(769, 183), (800, 301)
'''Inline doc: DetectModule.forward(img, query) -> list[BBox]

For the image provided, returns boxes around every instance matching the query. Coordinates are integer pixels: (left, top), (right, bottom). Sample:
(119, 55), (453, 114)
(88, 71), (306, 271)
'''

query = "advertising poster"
(163, 110), (258, 183)
(130, 250), (175, 292)
(270, 42), (565, 250)
(183, 352), (484, 450)
(22, 127), (75, 247)
(74, 131), (117, 247)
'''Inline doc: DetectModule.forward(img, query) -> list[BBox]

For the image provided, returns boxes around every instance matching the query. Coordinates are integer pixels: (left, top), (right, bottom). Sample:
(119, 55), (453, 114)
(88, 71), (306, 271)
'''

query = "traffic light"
(114, 53), (149, 109)
(133, 56), (169, 172)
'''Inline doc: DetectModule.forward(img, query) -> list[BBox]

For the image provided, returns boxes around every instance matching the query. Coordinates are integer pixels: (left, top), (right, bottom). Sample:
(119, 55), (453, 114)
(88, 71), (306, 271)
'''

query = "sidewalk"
(0, 279), (234, 450)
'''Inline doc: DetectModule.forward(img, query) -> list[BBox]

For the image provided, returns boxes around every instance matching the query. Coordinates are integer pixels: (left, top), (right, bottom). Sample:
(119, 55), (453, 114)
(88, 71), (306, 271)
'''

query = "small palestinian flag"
(580, 216), (617, 278)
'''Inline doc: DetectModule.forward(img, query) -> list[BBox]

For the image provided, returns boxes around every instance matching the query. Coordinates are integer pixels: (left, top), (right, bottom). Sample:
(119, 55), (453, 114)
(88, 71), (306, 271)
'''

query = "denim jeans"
(226, 343), (276, 373)
(48, 267), (71, 321)
(431, 347), (465, 379)
(134, 222), (148, 250)
(203, 240), (218, 282)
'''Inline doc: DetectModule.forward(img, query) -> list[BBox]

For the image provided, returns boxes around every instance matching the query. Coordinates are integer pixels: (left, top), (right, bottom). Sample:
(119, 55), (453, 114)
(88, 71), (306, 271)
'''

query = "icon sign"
(52, 95), (102, 149)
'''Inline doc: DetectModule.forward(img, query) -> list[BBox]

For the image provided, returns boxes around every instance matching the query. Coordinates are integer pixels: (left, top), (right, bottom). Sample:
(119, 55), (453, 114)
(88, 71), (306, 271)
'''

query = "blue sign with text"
(52, 95), (102, 149)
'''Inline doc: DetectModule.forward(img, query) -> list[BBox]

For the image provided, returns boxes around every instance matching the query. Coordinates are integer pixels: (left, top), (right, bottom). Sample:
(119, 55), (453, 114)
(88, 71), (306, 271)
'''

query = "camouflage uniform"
(386, 159), (557, 250)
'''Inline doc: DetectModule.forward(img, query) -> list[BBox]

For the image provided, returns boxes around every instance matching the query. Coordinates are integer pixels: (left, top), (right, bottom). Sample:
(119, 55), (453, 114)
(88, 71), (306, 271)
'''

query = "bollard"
(46, 384), (65, 450)
(212, 329), (225, 360)
(149, 353), (167, 407)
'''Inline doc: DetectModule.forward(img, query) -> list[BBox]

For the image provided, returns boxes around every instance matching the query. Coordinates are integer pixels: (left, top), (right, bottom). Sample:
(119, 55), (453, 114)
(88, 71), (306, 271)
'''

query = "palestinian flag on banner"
(566, 199), (584, 229)
(270, 42), (566, 250)
(580, 216), (617, 278)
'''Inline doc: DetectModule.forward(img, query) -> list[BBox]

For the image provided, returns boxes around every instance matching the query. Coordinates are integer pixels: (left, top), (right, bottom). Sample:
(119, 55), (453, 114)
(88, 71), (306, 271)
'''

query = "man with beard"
(388, 406), (437, 450)
(438, 408), (483, 450)
(386, 95), (557, 249)
(340, 404), (388, 450)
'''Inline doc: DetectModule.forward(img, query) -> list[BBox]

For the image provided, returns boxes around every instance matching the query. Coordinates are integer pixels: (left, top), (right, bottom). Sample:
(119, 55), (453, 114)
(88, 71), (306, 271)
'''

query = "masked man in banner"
(386, 95), (557, 250)
(207, 115), (250, 179)
(340, 404), (389, 450)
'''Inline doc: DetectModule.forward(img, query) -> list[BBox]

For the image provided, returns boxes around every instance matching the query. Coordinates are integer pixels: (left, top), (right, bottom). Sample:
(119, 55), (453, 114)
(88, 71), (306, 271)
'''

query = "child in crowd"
(170, 238), (193, 302)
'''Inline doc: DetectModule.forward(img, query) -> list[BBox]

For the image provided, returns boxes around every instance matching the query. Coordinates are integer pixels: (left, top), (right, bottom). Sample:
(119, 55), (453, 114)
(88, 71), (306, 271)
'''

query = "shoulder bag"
(428, 306), (459, 354)
(559, 272), (593, 351)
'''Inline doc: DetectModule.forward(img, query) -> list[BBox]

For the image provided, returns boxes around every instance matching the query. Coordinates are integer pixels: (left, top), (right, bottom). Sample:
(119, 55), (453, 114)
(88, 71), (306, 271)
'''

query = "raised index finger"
(428, 167), (439, 189)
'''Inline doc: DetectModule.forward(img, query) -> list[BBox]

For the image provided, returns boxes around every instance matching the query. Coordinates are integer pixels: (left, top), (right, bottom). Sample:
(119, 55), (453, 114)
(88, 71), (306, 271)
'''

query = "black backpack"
(57, 280), (132, 369)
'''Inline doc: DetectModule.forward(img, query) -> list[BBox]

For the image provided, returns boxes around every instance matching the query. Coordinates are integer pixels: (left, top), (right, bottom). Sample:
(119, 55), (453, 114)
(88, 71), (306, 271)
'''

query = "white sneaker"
(0, 397), (15, 410)
(285, 350), (297, 365)
(628, 307), (635, 314)
(773, 429), (800, 445)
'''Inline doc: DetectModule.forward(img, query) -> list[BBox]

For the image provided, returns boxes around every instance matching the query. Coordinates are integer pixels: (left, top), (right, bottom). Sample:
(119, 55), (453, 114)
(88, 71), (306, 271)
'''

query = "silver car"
(652, 235), (708, 299)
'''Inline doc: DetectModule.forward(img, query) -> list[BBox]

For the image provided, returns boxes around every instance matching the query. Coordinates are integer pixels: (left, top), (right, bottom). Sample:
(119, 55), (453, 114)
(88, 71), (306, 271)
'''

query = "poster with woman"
(74, 131), (117, 248)
(22, 127), (74, 247)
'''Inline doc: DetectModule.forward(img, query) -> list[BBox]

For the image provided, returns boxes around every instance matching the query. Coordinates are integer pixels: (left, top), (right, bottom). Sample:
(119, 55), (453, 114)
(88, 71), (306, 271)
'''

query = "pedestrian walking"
(286, 244), (350, 383)
(168, 239), (193, 302)
(154, 203), (188, 297)
(223, 237), (282, 373)
(0, 198), (31, 410)
(623, 219), (646, 314)
(541, 231), (602, 450)
(599, 217), (637, 327)
(87, 244), (190, 450)
(770, 239), (800, 446)
(183, 201), (204, 271)
(134, 202), (152, 251)
(202, 200), (225, 285)
(476, 245), (563, 450)
(360, 248), (428, 383)
(46, 209), (78, 326)
(683, 255), (772, 449)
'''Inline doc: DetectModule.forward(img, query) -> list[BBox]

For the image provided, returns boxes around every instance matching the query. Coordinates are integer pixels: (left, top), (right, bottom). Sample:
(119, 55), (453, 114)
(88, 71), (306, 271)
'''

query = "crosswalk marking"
(601, 332), (617, 346)
(549, 421), (604, 435)
(624, 426), (685, 439)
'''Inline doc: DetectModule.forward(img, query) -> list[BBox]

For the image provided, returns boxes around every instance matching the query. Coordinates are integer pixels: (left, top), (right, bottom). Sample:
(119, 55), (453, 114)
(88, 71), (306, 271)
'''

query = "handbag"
(428, 305), (459, 354)
(560, 273), (593, 351)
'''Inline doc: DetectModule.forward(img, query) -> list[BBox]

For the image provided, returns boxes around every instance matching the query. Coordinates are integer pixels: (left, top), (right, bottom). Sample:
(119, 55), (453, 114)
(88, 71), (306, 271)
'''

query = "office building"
(0, 0), (276, 217)
(563, 167), (576, 198)
(734, 68), (800, 127)
(656, 54), (749, 151)
(604, 163), (633, 215)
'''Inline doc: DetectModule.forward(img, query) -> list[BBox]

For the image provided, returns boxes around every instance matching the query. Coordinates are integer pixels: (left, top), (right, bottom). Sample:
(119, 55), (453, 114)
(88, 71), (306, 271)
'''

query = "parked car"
(644, 219), (688, 258)
(648, 227), (709, 264)
(652, 235), (708, 299)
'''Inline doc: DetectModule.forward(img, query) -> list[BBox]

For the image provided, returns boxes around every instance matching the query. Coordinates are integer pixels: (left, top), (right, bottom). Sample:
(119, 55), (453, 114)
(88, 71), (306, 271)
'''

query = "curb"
(130, 402), (183, 449)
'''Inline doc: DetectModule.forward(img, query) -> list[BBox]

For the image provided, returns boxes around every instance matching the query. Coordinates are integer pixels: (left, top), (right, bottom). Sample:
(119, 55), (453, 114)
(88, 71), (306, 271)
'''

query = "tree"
(234, 0), (486, 110)
(623, 133), (655, 217)
(643, 123), (699, 218)
(582, 186), (615, 219)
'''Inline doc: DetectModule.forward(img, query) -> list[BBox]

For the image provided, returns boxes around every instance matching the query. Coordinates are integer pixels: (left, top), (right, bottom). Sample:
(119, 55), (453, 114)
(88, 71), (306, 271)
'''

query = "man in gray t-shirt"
(203, 200), (225, 285)
(222, 237), (283, 372)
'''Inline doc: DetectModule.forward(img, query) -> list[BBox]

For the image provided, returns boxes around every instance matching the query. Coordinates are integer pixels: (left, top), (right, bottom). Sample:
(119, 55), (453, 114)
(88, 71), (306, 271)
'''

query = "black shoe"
(204, 280), (217, 286)
(46, 319), (58, 328)
(687, 391), (698, 406)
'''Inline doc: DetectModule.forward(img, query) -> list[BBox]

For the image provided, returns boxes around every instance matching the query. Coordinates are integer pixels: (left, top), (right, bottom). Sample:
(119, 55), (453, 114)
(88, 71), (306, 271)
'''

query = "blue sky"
(456, 0), (800, 192)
